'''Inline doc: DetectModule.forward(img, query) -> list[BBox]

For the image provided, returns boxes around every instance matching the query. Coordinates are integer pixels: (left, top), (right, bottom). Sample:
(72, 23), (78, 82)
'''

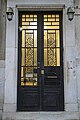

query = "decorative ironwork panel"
(26, 34), (33, 47)
(21, 14), (37, 86)
(48, 48), (57, 66)
(44, 14), (60, 66)
(48, 34), (56, 47)
(26, 48), (33, 66)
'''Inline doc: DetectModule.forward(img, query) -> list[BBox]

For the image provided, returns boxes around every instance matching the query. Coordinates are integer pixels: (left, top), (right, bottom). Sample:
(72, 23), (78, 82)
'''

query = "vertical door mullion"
(37, 13), (41, 110)
(37, 12), (44, 110)
(40, 13), (44, 110)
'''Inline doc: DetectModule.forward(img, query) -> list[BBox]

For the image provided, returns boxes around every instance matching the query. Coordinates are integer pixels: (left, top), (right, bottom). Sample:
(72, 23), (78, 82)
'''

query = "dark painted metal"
(17, 11), (64, 111)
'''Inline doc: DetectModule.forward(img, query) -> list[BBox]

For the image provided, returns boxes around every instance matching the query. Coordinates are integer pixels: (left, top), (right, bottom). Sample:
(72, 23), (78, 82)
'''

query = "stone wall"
(1, 0), (80, 119)
(0, 0), (6, 119)
(75, 0), (80, 115)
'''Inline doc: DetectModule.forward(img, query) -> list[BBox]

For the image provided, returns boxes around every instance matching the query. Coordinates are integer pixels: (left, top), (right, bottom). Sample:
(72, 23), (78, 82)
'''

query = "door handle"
(48, 76), (57, 78)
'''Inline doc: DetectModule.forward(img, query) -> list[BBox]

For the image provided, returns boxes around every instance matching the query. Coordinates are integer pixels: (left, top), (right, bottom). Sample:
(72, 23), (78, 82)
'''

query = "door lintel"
(16, 4), (65, 11)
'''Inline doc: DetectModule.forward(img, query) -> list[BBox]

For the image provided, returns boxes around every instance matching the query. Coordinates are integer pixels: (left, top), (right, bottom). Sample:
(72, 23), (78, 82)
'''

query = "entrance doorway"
(17, 11), (64, 111)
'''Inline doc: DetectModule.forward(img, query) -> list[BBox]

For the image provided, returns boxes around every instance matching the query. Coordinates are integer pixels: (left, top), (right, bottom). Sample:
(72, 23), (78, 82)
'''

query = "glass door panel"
(21, 14), (38, 86)
(44, 14), (60, 66)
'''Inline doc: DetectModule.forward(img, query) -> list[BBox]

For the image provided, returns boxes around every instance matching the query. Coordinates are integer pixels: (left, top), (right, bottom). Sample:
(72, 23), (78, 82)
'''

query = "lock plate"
(41, 70), (44, 75)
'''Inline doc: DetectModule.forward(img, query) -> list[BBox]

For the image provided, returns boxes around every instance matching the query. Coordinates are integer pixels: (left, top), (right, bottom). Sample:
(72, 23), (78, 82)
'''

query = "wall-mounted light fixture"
(6, 7), (14, 21)
(67, 7), (75, 21)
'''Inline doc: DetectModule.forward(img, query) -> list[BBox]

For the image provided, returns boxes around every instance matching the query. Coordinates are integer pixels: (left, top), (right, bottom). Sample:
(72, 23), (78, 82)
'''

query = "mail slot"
(48, 76), (57, 78)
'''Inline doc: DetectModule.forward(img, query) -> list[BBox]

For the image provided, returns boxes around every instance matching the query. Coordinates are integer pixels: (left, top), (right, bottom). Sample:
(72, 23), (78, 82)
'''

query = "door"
(17, 11), (64, 111)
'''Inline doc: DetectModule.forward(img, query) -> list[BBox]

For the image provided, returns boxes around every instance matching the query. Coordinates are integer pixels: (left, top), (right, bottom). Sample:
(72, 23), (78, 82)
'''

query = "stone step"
(2, 112), (80, 120)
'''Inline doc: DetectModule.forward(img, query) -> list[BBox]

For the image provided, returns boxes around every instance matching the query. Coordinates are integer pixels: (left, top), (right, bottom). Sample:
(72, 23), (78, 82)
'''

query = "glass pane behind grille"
(21, 14), (37, 86)
(44, 14), (60, 66)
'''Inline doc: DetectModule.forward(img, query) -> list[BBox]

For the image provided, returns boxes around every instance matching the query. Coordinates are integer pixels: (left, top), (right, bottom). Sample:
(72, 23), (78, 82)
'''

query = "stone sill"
(2, 111), (80, 120)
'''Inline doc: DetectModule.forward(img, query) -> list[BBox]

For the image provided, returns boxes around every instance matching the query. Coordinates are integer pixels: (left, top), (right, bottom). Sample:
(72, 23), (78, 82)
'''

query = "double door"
(17, 11), (64, 111)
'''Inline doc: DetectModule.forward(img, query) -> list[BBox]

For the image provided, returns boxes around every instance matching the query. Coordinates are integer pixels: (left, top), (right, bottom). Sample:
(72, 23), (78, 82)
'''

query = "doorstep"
(2, 111), (80, 120)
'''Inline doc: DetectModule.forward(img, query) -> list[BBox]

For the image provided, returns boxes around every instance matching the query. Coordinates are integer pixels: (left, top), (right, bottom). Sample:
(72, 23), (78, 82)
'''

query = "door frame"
(17, 10), (64, 111)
